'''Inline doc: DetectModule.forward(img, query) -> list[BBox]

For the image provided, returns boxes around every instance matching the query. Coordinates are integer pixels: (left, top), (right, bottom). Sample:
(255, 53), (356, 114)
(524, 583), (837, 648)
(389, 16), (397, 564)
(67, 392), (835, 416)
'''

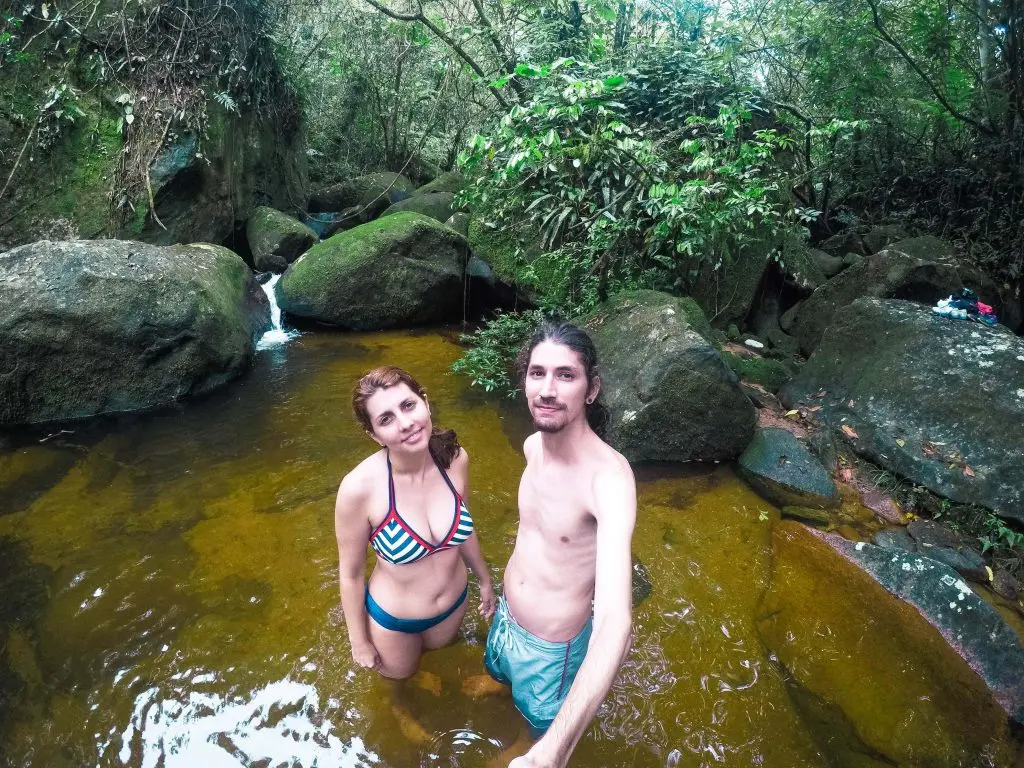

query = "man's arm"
(517, 462), (637, 768)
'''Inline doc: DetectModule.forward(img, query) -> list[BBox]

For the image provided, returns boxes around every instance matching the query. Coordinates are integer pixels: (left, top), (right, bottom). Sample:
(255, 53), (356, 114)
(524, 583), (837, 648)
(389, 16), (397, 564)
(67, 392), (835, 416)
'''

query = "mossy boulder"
(757, 522), (1020, 763)
(791, 247), (1003, 355)
(0, 240), (270, 425)
(381, 191), (456, 223)
(690, 240), (774, 328)
(887, 234), (955, 262)
(276, 213), (468, 330)
(862, 224), (910, 254)
(466, 217), (542, 288)
(781, 298), (1024, 523)
(246, 206), (318, 273)
(308, 172), (416, 220)
(738, 428), (839, 508)
(415, 172), (465, 195)
(582, 290), (754, 462)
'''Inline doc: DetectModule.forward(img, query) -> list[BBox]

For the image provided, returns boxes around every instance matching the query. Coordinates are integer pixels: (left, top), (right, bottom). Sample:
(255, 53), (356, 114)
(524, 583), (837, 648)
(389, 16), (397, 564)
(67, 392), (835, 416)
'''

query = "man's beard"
(531, 402), (569, 432)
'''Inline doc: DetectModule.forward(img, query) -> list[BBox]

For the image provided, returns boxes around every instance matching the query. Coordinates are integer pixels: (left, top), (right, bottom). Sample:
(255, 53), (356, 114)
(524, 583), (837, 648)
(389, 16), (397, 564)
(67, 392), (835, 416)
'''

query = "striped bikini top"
(369, 453), (474, 566)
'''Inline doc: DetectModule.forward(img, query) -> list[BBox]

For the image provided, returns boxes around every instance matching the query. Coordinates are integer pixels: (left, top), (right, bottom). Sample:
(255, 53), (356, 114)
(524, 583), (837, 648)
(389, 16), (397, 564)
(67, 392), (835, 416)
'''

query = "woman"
(335, 366), (495, 678)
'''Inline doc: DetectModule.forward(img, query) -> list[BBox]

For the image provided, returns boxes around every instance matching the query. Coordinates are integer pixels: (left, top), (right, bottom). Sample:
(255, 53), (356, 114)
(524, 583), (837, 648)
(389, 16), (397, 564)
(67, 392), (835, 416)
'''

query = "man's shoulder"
(522, 431), (541, 460)
(589, 437), (634, 481)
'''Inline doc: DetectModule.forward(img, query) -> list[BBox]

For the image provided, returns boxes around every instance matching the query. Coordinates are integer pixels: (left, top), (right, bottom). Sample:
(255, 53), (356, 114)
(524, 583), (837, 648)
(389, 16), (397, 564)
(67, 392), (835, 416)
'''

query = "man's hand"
(479, 579), (497, 619)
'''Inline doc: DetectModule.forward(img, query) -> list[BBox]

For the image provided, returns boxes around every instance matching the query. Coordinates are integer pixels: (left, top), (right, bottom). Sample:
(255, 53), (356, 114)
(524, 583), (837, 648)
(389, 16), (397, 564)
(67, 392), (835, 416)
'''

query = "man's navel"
(560, 535), (569, 543)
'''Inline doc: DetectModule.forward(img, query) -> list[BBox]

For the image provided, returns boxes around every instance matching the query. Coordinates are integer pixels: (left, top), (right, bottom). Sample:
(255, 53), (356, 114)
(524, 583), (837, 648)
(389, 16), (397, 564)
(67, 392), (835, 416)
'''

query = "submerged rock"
(821, 529), (1024, 724)
(246, 206), (318, 273)
(782, 298), (1024, 523)
(0, 240), (270, 425)
(276, 213), (467, 330)
(583, 290), (754, 462)
(757, 521), (1020, 765)
(738, 428), (838, 509)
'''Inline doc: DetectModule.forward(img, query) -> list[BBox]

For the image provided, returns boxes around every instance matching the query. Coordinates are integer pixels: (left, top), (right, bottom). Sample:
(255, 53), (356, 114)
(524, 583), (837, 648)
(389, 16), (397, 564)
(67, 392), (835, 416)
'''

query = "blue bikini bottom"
(365, 585), (468, 634)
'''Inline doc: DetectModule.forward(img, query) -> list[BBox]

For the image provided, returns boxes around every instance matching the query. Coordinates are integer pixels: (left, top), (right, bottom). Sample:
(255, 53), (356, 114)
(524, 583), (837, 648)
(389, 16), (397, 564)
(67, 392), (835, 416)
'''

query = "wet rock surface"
(782, 298), (1024, 523)
(583, 290), (755, 462)
(738, 428), (839, 509)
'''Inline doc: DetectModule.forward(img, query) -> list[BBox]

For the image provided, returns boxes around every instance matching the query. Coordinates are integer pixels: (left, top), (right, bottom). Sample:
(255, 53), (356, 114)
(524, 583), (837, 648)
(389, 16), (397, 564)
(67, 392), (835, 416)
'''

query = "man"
(485, 321), (637, 768)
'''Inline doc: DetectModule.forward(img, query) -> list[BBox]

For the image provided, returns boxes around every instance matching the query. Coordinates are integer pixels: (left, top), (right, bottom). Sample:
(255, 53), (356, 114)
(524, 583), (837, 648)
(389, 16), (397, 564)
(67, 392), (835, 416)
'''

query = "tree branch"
(866, 0), (993, 135)
(364, 0), (511, 110)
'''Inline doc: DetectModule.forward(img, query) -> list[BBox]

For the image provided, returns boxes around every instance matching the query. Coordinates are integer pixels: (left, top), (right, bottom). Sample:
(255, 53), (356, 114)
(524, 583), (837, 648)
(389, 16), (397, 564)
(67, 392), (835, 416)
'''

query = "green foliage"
(450, 310), (548, 397)
(459, 44), (810, 314)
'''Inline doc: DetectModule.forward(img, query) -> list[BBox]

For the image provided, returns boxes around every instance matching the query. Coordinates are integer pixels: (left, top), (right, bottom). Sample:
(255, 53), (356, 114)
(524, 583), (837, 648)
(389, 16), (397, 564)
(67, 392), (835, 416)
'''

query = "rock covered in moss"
(738, 428), (838, 508)
(782, 298), (1024, 523)
(415, 172), (465, 195)
(0, 240), (270, 425)
(582, 290), (754, 462)
(276, 213), (468, 330)
(380, 191), (455, 223)
(308, 172), (416, 219)
(721, 352), (792, 393)
(246, 206), (318, 273)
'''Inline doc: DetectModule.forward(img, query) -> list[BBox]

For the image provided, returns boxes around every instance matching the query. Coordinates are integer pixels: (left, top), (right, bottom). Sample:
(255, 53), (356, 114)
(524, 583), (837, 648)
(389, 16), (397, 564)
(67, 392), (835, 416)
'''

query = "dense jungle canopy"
(2, 0), (1024, 295)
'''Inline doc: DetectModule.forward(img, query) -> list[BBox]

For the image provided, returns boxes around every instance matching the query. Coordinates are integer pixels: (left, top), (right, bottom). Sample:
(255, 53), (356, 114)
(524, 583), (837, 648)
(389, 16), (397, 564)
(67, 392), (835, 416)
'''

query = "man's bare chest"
(518, 466), (595, 542)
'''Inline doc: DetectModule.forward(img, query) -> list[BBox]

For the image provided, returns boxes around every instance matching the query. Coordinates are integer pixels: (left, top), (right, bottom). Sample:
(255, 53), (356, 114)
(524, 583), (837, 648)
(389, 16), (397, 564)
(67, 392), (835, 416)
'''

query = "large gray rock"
(583, 290), (754, 462)
(738, 428), (839, 508)
(246, 206), (318, 273)
(781, 298), (1024, 523)
(308, 172), (416, 220)
(380, 191), (455, 223)
(861, 224), (909, 254)
(791, 247), (1004, 355)
(0, 240), (270, 425)
(276, 213), (467, 330)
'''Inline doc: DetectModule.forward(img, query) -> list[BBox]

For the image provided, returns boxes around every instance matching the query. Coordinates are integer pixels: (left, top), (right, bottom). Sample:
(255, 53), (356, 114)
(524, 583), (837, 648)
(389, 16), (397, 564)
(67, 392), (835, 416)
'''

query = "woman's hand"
(478, 579), (497, 620)
(351, 641), (380, 670)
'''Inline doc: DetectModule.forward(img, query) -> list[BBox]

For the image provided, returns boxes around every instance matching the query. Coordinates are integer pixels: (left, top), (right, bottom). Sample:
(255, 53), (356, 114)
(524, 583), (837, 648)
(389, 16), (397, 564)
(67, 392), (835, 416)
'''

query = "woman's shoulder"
(337, 450), (386, 503)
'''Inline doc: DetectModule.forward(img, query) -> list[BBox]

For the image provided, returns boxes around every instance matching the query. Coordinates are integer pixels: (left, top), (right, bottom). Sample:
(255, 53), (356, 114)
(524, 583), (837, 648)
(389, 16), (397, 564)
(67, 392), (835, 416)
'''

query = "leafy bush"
(450, 310), (548, 397)
(458, 45), (815, 315)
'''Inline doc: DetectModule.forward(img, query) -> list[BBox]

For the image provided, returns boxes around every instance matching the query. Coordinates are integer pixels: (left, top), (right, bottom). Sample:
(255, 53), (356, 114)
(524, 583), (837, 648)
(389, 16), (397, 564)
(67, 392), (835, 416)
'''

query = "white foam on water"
(256, 274), (299, 350)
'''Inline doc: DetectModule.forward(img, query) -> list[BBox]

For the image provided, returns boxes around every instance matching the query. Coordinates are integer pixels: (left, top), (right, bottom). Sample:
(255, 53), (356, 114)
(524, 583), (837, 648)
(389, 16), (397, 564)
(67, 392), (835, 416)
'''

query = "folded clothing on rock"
(932, 288), (999, 326)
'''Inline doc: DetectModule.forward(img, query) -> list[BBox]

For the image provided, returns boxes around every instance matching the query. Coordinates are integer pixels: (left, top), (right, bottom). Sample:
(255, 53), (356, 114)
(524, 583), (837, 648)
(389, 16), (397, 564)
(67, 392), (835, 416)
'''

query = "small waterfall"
(256, 274), (299, 350)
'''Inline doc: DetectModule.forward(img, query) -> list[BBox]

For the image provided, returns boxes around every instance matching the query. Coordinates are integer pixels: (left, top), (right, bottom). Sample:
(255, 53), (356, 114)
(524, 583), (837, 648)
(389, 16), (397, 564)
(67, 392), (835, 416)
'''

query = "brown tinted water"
(0, 331), (1019, 767)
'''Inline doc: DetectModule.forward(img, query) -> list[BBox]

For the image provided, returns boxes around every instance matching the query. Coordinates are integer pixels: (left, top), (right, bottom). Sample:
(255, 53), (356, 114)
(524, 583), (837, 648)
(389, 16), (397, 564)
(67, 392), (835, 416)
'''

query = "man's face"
(524, 340), (597, 433)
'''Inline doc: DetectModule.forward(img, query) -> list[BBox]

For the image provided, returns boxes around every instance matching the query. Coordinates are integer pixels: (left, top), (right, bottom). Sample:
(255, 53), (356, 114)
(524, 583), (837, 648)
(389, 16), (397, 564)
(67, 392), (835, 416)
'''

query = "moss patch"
(722, 352), (792, 392)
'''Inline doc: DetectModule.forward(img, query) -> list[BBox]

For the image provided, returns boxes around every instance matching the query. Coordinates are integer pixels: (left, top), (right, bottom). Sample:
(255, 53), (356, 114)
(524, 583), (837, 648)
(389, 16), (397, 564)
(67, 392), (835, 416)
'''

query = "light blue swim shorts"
(484, 596), (593, 734)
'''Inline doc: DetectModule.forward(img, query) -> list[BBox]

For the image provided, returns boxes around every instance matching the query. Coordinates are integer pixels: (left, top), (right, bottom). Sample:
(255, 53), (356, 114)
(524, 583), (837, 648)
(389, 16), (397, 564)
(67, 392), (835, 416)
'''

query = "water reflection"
(0, 331), (1019, 768)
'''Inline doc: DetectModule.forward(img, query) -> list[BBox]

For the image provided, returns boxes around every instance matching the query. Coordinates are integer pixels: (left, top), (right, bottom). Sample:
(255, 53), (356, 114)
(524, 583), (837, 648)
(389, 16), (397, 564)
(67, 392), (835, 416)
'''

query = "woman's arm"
(460, 532), (495, 618)
(335, 472), (379, 668)
(449, 449), (496, 619)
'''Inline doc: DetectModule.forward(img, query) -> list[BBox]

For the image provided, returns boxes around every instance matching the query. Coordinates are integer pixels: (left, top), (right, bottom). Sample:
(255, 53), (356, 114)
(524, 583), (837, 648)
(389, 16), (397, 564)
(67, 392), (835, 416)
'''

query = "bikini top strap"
(433, 454), (461, 501)
(385, 450), (397, 512)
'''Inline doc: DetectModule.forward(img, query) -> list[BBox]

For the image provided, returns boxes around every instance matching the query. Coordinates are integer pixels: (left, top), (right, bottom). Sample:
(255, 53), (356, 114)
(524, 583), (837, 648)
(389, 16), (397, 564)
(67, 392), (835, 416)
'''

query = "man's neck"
(537, 418), (593, 463)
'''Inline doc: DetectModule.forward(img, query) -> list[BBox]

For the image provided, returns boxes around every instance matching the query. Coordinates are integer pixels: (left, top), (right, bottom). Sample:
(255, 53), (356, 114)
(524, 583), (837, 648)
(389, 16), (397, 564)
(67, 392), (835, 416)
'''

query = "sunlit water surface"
(0, 331), (1020, 768)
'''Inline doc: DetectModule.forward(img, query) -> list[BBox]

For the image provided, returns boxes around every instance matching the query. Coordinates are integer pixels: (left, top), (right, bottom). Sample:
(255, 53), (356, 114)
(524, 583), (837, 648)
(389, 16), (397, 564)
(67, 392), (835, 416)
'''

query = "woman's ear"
(365, 429), (384, 447)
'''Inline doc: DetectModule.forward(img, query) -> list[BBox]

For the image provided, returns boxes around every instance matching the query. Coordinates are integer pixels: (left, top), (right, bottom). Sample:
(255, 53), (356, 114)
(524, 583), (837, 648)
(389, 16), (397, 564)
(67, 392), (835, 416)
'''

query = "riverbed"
(0, 331), (1019, 767)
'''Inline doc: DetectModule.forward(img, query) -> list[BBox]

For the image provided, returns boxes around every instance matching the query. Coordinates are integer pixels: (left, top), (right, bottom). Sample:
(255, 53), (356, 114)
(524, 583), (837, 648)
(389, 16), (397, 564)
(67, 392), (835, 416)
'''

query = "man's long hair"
(515, 320), (610, 438)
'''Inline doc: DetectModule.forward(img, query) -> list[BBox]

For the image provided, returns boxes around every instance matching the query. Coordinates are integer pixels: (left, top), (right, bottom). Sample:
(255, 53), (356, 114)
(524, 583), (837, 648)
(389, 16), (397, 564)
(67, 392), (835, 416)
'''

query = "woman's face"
(363, 382), (432, 453)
